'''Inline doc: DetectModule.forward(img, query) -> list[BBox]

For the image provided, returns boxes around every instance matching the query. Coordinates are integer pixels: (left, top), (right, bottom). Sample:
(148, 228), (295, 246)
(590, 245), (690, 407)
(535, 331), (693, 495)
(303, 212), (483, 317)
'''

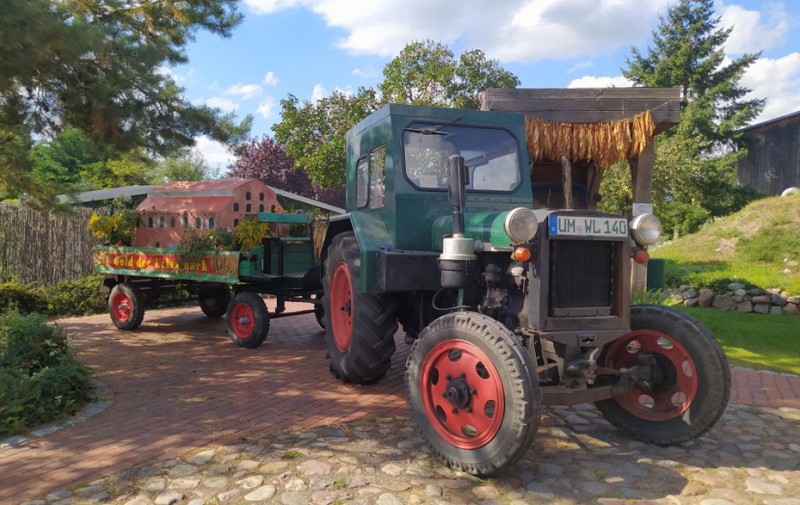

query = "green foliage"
(632, 288), (677, 306)
(88, 208), (139, 245)
(149, 150), (212, 184)
(273, 88), (378, 190)
(0, 312), (92, 436)
(0, 0), (251, 206)
(0, 280), (48, 314)
(31, 127), (107, 188)
(233, 219), (273, 250)
(739, 227), (800, 264)
(282, 450), (303, 460)
(46, 275), (107, 317)
(379, 40), (519, 109)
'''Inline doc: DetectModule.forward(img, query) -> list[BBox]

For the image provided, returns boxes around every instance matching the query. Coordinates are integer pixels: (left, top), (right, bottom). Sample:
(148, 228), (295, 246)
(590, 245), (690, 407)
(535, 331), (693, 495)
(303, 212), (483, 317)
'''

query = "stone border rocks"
(671, 283), (799, 316)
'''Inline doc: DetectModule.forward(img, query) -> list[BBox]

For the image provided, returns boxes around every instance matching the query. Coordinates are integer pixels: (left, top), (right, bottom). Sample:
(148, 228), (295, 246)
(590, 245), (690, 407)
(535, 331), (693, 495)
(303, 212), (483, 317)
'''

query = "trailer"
(94, 211), (325, 348)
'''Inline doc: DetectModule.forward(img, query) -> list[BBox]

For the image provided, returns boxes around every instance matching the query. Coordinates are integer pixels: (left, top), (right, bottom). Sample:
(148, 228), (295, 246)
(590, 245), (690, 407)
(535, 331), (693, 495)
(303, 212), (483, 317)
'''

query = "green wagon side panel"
(93, 246), (240, 283)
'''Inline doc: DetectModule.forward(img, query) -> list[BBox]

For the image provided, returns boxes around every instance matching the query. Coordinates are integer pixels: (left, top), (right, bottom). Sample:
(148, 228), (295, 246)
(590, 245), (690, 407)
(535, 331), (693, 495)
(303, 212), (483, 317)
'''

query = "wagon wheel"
(109, 283), (146, 331)
(225, 292), (270, 348)
(199, 285), (231, 318)
(595, 305), (730, 445)
(406, 311), (540, 475)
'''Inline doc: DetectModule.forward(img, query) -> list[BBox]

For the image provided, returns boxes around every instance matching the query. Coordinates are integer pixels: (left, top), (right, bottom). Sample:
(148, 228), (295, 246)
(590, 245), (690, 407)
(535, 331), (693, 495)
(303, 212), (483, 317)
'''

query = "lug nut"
(466, 407), (473, 413)
(452, 408), (458, 414)
(445, 374), (452, 380)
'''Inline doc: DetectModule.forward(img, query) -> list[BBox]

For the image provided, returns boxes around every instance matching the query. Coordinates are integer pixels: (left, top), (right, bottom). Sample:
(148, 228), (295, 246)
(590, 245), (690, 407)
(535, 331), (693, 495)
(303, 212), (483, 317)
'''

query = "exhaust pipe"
(439, 155), (475, 288)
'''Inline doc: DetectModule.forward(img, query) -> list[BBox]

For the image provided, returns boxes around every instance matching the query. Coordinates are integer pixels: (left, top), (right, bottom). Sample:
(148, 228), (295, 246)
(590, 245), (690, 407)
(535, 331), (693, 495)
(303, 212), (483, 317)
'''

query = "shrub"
(47, 274), (107, 316)
(0, 312), (92, 436)
(0, 279), (48, 314)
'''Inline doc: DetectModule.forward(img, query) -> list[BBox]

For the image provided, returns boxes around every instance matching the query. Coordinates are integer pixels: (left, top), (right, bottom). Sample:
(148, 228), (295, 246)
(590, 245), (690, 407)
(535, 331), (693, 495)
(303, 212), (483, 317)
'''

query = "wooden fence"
(0, 205), (105, 286)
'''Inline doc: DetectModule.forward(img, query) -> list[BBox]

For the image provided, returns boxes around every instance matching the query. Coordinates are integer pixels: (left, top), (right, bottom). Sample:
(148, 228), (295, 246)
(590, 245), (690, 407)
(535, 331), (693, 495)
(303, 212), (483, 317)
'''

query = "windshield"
(403, 123), (521, 192)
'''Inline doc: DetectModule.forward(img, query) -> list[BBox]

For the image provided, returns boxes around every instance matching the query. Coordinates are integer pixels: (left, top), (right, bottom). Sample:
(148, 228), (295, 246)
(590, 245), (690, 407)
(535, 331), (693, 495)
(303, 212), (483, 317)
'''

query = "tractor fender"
(320, 214), (354, 278)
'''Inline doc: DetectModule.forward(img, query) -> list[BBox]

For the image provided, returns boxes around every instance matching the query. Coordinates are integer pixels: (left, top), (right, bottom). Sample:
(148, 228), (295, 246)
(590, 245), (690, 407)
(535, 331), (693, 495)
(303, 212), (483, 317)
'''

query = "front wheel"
(595, 305), (730, 445)
(109, 283), (145, 331)
(225, 292), (270, 348)
(406, 312), (540, 475)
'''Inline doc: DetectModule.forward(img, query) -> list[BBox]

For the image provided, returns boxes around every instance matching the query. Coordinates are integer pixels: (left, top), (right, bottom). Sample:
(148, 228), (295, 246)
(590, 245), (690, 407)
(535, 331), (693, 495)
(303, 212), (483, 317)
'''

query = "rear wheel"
(199, 286), (230, 318)
(314, 294), (325, 329)
(595, 305), (730, 445)
(109, 283), (145, 330)
(225, 292), (270, 348)
(323, 232), (397, 383)
(406, 312), (540, 475)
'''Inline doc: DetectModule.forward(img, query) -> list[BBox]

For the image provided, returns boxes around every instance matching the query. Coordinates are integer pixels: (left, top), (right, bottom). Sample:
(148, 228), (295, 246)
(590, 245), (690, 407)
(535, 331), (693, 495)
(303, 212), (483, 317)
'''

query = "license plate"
(549, 215), (628, 238)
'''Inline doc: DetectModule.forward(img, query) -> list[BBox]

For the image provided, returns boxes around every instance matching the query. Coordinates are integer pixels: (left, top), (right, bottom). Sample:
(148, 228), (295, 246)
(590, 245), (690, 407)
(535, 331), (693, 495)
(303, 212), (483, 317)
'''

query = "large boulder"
(698, 289), (715, 308)
(728, 282), (745, 291)
(769, 306), (783, 315)
(712, 294), (735, 311)
(746, 288), (765, 296)
(683, 297), (699, 307)
(683, 289), (697, 299)
(782, 304), (800, 316)
(754, 304), (770, 314)
(736, 301), (753, 313)
(734, 288), (747, 297)
(752, 295), (771, 304)
(771, 294), (788, 306)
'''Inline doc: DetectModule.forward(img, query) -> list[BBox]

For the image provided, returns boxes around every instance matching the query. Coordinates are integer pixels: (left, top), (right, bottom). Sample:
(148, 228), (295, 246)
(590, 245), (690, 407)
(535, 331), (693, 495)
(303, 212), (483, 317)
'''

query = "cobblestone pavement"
(24, 402), (800, 505)
(3, 305), (800, 504)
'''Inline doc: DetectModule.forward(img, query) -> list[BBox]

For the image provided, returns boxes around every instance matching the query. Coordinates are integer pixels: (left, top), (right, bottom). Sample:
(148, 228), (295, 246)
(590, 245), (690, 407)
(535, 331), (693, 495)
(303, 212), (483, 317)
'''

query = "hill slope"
(652, 194), (800, 294)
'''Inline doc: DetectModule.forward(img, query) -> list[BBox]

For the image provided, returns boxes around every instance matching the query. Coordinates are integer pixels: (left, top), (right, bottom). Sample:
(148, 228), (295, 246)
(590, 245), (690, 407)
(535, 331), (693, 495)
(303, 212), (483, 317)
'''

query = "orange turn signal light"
(634, 250), (650, 264)
(513, 247), (531, 262)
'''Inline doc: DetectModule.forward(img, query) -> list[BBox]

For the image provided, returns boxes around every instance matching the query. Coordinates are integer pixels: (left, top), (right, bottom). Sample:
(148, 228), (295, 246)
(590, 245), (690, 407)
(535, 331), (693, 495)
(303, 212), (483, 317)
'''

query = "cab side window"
(369, 145), (386, 209)
(356, 156), (369, 209)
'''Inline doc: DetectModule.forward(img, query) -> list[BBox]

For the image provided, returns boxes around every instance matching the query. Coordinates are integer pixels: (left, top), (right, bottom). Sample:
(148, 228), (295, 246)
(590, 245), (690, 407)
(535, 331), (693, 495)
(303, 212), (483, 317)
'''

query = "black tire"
(314, 294), (325, 329)
(199, 286), (230, 318)
(406, 312), (540, 475)
(109, 283), (146, 331)
(225, 292), (270, 349)
(323, 232), (398, 384)
(595, 304), (730, 445)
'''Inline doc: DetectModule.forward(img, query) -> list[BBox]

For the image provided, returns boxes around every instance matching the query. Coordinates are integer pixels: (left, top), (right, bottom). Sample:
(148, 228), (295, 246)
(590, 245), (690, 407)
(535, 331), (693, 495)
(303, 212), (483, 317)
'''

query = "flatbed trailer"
(94, 212), (325, 347)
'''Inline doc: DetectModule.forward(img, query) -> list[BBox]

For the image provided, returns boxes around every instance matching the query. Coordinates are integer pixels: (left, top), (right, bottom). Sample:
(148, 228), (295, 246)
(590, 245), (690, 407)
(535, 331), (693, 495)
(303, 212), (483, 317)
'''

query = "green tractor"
(319, 104), (730, 474)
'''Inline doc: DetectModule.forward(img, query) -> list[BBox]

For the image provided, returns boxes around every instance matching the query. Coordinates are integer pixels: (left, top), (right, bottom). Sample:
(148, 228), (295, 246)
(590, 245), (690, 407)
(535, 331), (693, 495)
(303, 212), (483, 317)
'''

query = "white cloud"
(567, 60), (594, 73)
(741, 53), (800, 123)
(257, 97), (277, 118)
(193, 136), (234, 168)
(719, 2), (794, 54)
(156, 66), (195, 85)
(310, 83), (327, 103)
(223, 83), (263, 100)
(243, 0), (671, 62)
(205, 97), (239, 111)
(263, 71), (280, 86)
(567, 75), (634, 88)
(352, 67), (380, 78)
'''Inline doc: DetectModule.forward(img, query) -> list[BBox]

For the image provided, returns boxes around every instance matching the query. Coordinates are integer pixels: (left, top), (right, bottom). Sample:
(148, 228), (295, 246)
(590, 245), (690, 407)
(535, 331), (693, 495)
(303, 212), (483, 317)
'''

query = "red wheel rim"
(419, 339), (505, 450)
(112, 292), (132, 323)
(231, 302), (255, 339)
(604, 330), (698, 421)
(330, 262), (353, 353)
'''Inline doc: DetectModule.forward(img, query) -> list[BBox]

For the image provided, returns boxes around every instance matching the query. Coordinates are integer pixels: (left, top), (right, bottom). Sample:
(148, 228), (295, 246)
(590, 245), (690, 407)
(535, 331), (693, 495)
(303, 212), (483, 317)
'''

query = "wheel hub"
(330, 262), (354, 353)
(444, 376), (472, 411)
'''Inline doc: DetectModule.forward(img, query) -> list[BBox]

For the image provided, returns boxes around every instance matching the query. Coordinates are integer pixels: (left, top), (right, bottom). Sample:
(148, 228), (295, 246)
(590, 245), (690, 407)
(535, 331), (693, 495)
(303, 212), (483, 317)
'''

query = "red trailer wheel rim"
(420, 339), (505, 449)
(330, 262), (353, 353)
(231, 303), (255, 339)
(604, 330), (698, 421)
(112, 292), (132, 323)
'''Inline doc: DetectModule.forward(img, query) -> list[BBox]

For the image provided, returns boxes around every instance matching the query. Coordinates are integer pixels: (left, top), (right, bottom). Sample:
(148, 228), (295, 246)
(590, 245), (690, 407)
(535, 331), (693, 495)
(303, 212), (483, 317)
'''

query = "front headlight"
(504, 207), (538, 243)
(631, 213), (662, 246)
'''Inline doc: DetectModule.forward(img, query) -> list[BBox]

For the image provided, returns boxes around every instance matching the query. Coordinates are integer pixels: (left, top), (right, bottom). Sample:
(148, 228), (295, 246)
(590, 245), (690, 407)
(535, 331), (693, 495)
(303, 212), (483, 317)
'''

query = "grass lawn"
(679, 307), (800, 375)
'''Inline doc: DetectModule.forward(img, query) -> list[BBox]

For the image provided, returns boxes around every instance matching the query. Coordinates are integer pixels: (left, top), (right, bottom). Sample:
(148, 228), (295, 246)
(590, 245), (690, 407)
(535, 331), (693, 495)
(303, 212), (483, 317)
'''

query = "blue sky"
(168, 0), (800, 165)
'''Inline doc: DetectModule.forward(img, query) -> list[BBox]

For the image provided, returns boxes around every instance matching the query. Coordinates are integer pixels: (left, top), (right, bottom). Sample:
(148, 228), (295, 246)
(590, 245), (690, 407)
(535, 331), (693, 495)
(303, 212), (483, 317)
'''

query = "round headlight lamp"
(504, 207), (538, 243)
(631, 213), (662, 246)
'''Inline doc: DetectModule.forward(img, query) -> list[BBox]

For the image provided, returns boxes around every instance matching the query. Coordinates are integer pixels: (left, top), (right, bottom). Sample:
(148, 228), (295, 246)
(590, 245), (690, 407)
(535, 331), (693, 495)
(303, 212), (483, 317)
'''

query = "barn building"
(737, 111), (800, 196)
(132, 178), (283, 248)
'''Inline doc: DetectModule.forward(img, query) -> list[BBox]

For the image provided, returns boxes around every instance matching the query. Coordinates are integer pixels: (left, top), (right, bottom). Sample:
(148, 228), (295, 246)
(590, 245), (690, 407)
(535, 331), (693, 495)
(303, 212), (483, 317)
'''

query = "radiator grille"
(550, 240), (614, 310)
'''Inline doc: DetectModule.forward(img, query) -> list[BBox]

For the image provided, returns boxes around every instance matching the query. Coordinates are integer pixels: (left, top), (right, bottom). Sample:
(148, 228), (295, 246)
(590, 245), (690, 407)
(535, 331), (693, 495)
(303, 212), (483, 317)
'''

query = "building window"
(155, 241), (160, 248)
(369, 145), (386, 209)
(234, 203), (239, 212)
(246, 203), (252, 213)
(136, 219), (141, 228)
(246, 191), (251, 200)
(209, 217), (216, 229)
(159, 216), (166, 228)
(195, 217), (202, 229)
(170, 217), (176, 228)
(259, 204), (264, 212)
(234, 218), (240, 227)
(148, 216), (154, 228)
(182, 216), (189, 228)
(356, 156), (369, 208)
(259, 192), (264, 201)
(271, 204), (276, 212)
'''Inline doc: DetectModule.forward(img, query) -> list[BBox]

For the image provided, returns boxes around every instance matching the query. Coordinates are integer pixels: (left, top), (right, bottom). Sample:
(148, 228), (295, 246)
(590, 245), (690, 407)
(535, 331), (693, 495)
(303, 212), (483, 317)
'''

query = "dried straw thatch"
(525, 110), (655, 169)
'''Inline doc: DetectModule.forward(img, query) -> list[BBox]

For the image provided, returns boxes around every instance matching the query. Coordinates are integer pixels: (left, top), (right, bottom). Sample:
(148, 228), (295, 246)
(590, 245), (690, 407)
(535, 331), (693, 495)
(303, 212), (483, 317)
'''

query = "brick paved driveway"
(1, 303), (798, 504)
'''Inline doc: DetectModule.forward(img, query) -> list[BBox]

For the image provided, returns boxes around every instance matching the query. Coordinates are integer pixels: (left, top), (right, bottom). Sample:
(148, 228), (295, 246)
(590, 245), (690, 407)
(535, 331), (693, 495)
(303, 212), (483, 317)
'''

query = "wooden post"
(628, 141), (655, 295)
(561, 155), (573, 209)
(587, 161), (602, 210)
